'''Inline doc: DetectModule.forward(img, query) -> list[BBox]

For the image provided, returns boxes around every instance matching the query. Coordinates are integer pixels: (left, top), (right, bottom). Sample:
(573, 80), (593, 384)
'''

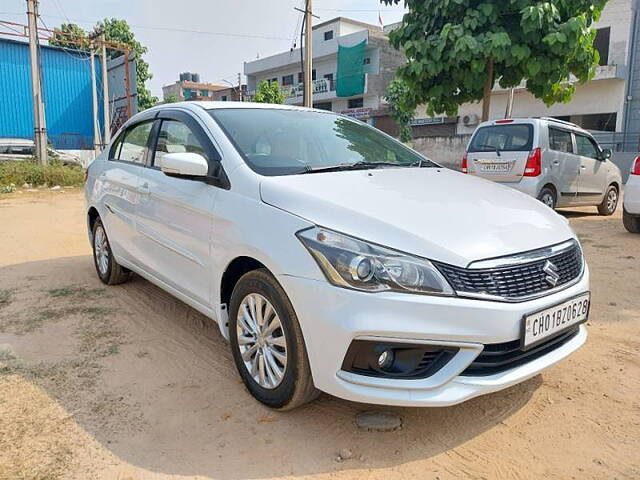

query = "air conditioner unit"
(462, 114), (479, 126)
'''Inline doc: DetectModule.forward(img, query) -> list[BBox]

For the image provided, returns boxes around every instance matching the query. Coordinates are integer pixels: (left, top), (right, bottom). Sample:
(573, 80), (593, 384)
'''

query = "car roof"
(475, 117), (591, 135)
(147, 100), (330, 115)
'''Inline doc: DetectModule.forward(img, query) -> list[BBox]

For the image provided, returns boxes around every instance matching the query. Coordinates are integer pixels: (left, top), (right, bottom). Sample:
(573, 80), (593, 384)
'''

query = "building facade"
(162, 73), (244, 102)
(244, 18), (403, 129)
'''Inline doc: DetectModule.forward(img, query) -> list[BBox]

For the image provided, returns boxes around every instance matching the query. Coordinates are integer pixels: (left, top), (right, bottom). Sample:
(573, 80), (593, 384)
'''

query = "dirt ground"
(0, 189), (638, 480)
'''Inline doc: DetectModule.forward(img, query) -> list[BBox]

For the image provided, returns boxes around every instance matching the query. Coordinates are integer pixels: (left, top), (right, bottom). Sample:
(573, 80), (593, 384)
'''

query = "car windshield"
(208, 108), (437, 176)
(468, 124), (533, 153)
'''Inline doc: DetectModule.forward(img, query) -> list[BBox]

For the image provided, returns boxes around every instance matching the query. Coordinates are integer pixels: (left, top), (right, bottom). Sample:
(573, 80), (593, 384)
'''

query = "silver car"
(463, 118), (622, 215)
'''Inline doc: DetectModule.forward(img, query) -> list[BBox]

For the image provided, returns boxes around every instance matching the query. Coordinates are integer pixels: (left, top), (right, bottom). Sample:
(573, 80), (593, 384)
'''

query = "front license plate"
(522, 292), (590, 350)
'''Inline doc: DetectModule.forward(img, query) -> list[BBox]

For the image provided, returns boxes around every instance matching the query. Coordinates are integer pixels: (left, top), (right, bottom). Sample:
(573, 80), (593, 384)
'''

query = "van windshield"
(468, 124), (533, 153)
(208, 108), (437, 176)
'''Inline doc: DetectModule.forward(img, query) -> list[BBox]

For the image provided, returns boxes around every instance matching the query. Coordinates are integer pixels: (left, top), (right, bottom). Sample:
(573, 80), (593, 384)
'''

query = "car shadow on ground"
(0, 256), (542, 479)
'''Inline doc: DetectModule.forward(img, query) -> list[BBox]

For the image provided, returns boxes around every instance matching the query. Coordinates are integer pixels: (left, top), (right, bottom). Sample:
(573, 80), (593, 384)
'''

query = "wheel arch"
(87, 206), (100, 241)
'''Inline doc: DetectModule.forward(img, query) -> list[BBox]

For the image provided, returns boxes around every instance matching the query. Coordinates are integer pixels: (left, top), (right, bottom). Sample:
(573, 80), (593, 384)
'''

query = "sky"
(1, 0), (407, 97)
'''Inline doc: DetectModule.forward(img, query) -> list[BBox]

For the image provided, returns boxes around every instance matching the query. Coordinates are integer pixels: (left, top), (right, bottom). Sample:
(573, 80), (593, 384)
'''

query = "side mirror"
(600, 148), (612, 161)
(158, 152), (208, 177)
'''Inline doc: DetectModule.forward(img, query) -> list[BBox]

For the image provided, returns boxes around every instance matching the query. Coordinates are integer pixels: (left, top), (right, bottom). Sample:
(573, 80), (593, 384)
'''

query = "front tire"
(598, 184), (619, 216)
(92, 218), (130, 285)
(229, 269), (319, 410)
(623, 208), (640, 233)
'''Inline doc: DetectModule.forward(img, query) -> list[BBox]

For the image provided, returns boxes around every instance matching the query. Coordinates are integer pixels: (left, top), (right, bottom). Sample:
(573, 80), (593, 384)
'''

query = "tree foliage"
(381, 0), (609, 118)
(50, 23), (89, 51)
(253, 80), (286, 104)
(49, 19), (156, 110)
(385, 79), (414, 142)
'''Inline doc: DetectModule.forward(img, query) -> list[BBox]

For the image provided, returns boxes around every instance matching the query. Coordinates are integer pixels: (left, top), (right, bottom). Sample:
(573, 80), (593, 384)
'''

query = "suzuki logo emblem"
(543, 260), (560, 287)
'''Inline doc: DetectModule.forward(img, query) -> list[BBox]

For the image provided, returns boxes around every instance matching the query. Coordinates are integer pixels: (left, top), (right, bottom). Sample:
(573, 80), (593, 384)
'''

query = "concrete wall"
(412, 135), (471, 170)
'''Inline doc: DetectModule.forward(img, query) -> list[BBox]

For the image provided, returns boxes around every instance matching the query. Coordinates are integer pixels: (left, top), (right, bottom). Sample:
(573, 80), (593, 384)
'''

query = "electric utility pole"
(100, 33), (111, 145)
(89, 39), (102, 155)
(26, 0), (48, 164)
(237, 72), (243, 102)
(303, 0), (313, 107)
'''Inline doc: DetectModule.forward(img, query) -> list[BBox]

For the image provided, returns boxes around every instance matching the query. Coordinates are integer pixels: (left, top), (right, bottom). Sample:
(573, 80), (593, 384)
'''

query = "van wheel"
(597, 185), (618, 216)
(229, 269), (319, 410)
(92, 219), (131, 285)
(537, 187), (556, 209)
(623, 209), (640, 233)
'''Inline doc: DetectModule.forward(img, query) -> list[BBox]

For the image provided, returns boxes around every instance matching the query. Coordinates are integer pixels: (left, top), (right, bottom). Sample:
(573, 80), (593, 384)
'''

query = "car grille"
(434, 240), (583, 301)
(460, 326), (580, 376)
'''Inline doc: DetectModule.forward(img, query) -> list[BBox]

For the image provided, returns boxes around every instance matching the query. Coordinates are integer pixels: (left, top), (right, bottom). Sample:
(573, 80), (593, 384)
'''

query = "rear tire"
(92, 218), (131, 285)
(537, 187), (556, 209)
(623, 208), (640, 233)
(229, 269), (319, 410)
(598, 184), (619, 216)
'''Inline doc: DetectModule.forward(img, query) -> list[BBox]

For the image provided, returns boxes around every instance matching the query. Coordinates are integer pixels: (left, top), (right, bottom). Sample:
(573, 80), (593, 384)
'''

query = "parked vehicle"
(85, 102), (590, 409)
(463, 118), (622, 215)
(623, 156), (640, 233)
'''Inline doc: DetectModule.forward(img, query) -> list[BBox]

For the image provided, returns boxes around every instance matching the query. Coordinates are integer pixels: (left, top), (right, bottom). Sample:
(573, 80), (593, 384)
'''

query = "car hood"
(259, 167), (576, 267)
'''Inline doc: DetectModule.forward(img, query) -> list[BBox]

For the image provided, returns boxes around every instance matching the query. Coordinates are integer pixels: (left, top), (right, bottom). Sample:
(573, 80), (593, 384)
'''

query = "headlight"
(297, 227), (455, 296)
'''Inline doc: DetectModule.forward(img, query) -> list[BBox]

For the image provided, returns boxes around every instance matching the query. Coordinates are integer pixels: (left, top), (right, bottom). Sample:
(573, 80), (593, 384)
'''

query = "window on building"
(594, 27), (610, 66)
(363, 57), (371, 65)
(313, 101), (332, 111)
(269, 78), (277, 84)
(312, 69), (316, 80)
(200, 90), (209, 97)
(221, 95), (228, 101)
(118, 121), (153, 164)
(282, 74), (294, 86)
(348, 98), (364, 109)
(548, 127), (573, 153)
(324, 30), (334, 41)
(297, 72), (304, 83)
(324, 73), (334, 90)
(152, 120), (209, 168)
(575, 134), (600, 159)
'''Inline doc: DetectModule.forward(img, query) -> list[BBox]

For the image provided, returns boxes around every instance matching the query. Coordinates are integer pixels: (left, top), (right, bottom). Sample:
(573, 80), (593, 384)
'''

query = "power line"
(35, 13), (293, 42)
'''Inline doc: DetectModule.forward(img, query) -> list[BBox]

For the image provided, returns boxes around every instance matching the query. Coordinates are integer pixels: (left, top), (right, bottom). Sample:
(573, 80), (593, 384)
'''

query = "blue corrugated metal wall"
(0, 38), (103, 149)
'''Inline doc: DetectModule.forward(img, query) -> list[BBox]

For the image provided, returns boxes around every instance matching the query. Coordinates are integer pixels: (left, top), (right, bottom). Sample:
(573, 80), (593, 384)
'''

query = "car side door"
(575, 133), (607, 202)
(99, 119), (155, 264)
(547, 126), (580, 205)
(133, 110), (224, 307)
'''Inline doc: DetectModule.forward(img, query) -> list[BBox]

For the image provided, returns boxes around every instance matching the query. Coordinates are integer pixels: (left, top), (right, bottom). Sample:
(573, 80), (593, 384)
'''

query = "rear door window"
(575, 134), (599, 159)
(469, 124), (533, 152)
(118, 121), (154, 164)
(549, 127), (574, 153)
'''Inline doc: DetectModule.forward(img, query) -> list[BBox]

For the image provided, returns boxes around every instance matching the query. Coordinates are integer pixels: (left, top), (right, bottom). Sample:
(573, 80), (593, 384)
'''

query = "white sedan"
(85, 102), (589, 409)
(623, 156), (640, 233)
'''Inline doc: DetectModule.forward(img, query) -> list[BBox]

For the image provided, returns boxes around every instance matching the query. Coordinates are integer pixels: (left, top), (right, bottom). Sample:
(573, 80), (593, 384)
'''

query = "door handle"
(552, 161), (560, 166)
(580, 165), (586, 169)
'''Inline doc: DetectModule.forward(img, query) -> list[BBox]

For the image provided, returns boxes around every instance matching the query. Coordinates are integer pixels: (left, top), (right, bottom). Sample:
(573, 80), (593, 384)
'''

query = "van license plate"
(479, 163), (511, 173)
(521, 292), (590, 350)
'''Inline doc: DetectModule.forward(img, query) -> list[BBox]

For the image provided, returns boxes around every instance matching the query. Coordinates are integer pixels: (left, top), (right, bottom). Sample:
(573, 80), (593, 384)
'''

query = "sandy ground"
(0, 189), (638, 480)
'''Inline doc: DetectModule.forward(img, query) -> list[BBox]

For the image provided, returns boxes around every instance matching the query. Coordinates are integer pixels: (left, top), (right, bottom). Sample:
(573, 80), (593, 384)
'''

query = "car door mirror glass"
(158, 152), (208, 177)
(600, 148), (612, 161)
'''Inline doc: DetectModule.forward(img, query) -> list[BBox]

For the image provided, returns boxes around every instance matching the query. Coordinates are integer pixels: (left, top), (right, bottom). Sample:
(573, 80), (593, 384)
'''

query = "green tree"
(93, 18), (157, 110)
(49, 23), (89, 51)
(385, 79), (415, 142)
(163, 95), (180, 104)
(253, 80), (286, 104)
(381, 0), (609, 121)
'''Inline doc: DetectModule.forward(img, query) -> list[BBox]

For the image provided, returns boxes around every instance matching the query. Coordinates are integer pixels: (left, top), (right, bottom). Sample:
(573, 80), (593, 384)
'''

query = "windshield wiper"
(478, 143), (501, 157)
(297, 161), (415, 174)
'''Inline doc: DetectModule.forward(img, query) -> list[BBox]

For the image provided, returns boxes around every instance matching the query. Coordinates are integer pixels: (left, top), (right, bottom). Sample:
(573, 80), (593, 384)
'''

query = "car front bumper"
(278, 266), (589, 407)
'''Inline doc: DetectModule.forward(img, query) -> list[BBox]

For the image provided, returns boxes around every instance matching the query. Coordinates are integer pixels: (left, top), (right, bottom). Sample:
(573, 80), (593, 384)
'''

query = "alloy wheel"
(541, 193), (554, 208)
(94, 225), (110, 276)
(607, 189), (618, 213)
(236, 293), (288, 389)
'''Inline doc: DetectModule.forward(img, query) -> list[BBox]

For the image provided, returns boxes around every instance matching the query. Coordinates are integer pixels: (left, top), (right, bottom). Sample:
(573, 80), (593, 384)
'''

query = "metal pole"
(90, 42), (102, 155)
(100, 33), (111, 145)
(26, 0), (47, 164)
(505, 88), (515, 118)
(238, 72), (243, 102)
(123, 50), (132, 119)
(304, 0), (313, 108)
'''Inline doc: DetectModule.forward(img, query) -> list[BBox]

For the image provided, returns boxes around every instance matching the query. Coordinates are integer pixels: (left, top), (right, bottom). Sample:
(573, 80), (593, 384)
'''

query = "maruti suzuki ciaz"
(85, 102), (589, 410)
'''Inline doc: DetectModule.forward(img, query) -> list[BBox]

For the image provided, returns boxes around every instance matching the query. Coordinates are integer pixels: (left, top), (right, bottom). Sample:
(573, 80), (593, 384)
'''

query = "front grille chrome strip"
(467, 239), (578, 269)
